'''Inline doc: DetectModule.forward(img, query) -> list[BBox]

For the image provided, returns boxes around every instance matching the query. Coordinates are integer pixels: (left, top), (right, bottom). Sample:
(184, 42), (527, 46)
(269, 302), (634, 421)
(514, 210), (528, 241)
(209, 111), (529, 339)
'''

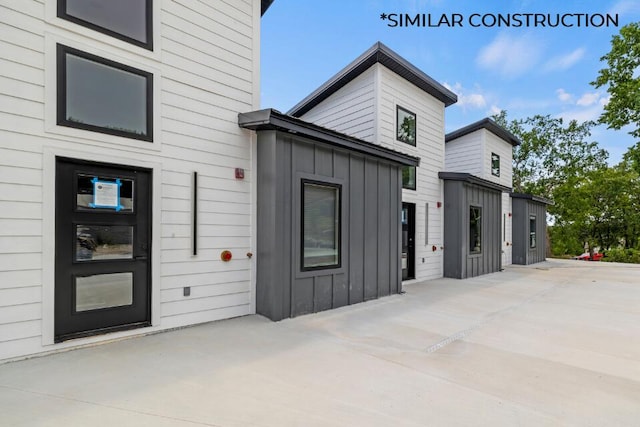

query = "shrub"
(602, 248), (640, 264)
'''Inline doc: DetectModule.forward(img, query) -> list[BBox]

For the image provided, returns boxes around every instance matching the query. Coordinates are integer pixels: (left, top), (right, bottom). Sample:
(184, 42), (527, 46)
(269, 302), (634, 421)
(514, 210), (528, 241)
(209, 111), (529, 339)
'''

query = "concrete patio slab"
(1, 259), (639, 426)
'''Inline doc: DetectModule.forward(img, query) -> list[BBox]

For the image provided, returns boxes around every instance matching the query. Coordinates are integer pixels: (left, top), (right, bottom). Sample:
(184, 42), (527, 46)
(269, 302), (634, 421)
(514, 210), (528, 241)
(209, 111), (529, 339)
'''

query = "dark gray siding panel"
(363, 158), (379, 301)
(348, 156), (365, 304)
(377, 163), (391, 297)
(512, 198), (527, 265)
(512, 197), (547, 265)
(443, 180), (463, 278)
(443, 179), (503, 279)
(257, 130), (404, 320)
(256, 131), (280, 320)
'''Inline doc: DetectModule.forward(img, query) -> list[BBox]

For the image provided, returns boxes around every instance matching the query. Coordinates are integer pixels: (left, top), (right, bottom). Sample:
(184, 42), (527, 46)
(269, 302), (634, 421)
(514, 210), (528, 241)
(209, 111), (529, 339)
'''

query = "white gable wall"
(0, 0), (261, 361)
(444, 131), (483, 176)
(299, 67), (376, 142)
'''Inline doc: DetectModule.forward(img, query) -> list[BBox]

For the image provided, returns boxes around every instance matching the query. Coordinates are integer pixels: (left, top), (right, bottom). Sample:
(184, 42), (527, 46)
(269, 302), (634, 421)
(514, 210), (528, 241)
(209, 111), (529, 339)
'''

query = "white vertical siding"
(300, 67), (377, 142)
(0, 0), (261, 361)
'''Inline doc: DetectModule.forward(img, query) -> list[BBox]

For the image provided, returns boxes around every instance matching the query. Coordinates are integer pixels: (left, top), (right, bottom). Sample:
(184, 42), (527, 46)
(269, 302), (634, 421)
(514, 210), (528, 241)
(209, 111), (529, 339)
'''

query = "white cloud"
(543, 48), (586, 72)
(557, 107), (602, 123)
(556, 89), (573, 103)
(476, 33), (543, 78)
(608, 0), (640, 16)
(488, 105), (502, 116)
(443, 82), (488, 109)
(577, 92), (601, 107)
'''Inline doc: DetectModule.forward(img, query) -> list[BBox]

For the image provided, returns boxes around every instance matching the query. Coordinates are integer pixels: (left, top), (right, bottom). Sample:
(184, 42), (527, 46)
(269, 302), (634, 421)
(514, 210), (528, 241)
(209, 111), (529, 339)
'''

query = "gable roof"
(288, 42), (457, 117)
(445, 118), (521, 147)
(238, 109), (420, 167)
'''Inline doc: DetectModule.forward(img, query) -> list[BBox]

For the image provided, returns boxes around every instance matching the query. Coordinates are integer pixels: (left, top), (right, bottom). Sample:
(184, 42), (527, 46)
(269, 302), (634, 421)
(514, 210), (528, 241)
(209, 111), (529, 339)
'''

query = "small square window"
(57, 45), (153, 141)
(470, 206), (482, 253)
(402, 166), (416, 190)
(58, 0), (153, 50)
(491, 153), (500, 177)
(397, 106), (416, 146)
(302, 181), (341, 270)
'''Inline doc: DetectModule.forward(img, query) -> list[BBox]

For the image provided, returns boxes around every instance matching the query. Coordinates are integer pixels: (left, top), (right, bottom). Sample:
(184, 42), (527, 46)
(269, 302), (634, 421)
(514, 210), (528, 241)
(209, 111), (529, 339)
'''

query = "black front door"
(55, 158), (152, 342)
(402, 202), (415, 280)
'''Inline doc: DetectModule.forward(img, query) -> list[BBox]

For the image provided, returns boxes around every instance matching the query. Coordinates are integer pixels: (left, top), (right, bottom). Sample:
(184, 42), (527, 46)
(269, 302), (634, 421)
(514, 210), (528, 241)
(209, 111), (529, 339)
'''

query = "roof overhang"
(288, 42), (457, 117)
(445, 118), (521, 147)
(239, 109), (420, 167)
(439, 172), (512, 193)
(261, 0), (274, 16)
(510, 192), (554, 205)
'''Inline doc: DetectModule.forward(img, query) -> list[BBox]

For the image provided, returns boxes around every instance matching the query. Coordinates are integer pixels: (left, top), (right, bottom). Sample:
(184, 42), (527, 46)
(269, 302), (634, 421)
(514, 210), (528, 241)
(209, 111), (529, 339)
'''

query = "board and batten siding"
(299, 67), (377, 143)
(256, 131), (402, 320)
(443, 180), (502, 279)
(0, 0), (261, 361)
(512, 198), (547, 265)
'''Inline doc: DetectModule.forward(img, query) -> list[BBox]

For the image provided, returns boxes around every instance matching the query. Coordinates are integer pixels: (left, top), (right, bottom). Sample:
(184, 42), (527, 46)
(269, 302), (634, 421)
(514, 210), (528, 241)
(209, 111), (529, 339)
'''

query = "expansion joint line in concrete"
(424, 281), (568, 354)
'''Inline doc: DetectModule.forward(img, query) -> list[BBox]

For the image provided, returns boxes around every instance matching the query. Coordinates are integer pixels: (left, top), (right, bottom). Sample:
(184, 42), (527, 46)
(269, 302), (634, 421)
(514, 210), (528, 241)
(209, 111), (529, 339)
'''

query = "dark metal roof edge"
(261, 0), (274, 16)
(288, 41), (457, 117)
(438, 172), (512, 193)
(239, 109), (420, 167)
(510, 192), (554, 205)
(445, 118), (521, 147)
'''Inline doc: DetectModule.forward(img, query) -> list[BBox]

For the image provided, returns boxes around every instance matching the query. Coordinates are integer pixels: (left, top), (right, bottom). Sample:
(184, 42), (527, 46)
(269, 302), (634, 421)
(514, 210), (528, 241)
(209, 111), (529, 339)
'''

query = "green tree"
(492, 111), (608, 198)
(592, 22), (640, 138)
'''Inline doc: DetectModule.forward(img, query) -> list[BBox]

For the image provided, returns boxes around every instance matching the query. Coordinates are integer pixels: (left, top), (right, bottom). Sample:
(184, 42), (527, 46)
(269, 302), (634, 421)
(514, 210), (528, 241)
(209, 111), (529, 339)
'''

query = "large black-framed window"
(529, 215), (537, 248)
(57, 44), (153, 141)
(469, 206), (482, 254)
(402, 166), (416, 190)
(301, 180), (341, 271)
(58, 0), (153, 50)
(491, 152), (500, 177)
(396, 106), (416, 146)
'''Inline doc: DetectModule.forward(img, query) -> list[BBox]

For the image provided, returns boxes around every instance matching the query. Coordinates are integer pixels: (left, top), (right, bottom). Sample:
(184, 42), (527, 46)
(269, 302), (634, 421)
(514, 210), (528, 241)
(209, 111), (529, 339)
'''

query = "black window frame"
(396, 105), (417, 146)
(300, 179), (342, 272)
(57, 44), (154, 142)
(57, 0), (153, 50)
(529, 214), (537, 248)
(469, 205), (482, 254)
(491, 152), (500, 177)
(402, 165), (417, 190)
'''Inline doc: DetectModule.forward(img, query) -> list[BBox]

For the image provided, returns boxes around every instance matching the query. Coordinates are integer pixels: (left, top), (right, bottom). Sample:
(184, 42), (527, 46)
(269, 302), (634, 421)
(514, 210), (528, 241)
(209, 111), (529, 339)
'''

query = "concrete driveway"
(1, 259), (639, 426)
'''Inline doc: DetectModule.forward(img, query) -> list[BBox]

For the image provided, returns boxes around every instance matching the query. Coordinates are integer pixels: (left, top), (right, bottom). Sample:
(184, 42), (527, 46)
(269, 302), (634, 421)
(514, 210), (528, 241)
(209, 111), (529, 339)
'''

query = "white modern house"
(0, 0), (273, 361)
(0, 2), (547, 362)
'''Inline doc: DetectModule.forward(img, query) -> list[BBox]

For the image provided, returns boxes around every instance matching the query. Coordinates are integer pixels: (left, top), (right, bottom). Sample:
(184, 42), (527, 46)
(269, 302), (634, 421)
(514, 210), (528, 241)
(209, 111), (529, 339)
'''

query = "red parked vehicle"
(572, 252), (603, 261)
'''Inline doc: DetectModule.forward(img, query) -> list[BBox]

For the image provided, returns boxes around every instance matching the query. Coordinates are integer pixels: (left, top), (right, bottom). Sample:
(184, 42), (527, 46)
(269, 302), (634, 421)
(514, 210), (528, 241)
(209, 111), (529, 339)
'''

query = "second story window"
(402, 166), (416, 190)
(491, 152), (500, 177)
(58, 0), (153, 50)
(397, 106), (416, 146)
(57, 44), (153, 141)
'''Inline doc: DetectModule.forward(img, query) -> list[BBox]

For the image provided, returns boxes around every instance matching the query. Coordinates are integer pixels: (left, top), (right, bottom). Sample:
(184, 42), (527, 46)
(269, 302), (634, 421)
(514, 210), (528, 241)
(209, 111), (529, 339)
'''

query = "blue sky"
(261, 0), (640, 163)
